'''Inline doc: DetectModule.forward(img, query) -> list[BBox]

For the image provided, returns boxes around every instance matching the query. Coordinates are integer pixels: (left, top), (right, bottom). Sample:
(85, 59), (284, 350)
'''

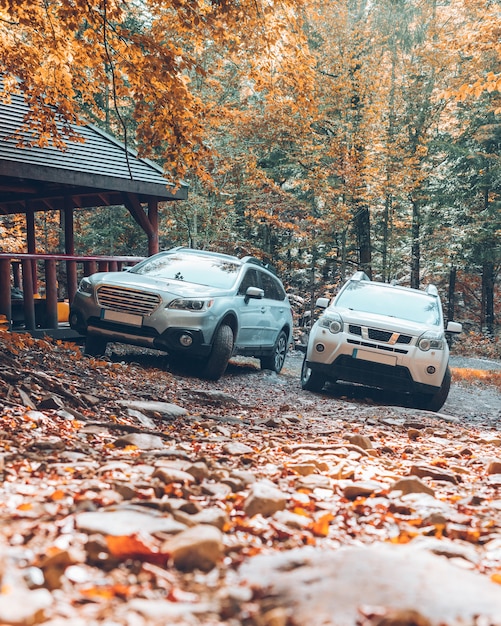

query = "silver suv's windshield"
(334, 281), (442, 326)
(131, 253), (241, 289)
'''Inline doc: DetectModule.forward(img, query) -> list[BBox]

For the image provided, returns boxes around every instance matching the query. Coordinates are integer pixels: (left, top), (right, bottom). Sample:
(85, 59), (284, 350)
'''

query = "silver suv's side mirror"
(245, 286), (264, 303)
(446, 321), (462, 334)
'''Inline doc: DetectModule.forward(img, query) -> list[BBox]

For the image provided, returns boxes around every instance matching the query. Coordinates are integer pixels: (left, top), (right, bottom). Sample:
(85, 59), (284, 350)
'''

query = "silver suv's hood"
(91, 271), (230, 300)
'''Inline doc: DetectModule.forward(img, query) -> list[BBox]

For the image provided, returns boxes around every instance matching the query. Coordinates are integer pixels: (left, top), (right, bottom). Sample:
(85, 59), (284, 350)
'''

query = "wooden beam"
(123, 192), (155, 239)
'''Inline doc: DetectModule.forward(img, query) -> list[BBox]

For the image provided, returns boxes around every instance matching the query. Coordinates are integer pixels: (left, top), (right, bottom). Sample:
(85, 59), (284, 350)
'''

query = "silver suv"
(70, 247), (293, 380)
(301, 272), (462, 411)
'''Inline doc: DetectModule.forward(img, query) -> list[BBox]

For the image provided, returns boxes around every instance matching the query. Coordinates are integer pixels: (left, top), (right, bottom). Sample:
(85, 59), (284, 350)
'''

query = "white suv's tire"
(260, 330), (288, 373)
(413, 367), (451, 412)
(301, 356), (326, 392)
(201, 324), (234, 381)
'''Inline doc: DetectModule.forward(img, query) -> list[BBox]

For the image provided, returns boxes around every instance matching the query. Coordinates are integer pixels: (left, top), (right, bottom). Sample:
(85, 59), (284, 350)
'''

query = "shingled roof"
(0, 90), (187, 214)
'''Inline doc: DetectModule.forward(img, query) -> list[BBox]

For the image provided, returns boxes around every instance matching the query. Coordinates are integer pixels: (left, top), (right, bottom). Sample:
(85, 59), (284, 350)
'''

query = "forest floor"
(0, 331), (500, 626)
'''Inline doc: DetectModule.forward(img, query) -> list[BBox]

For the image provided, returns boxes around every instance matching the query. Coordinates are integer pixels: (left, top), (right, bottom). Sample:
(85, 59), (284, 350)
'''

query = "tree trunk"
(354, 204), (372, 278)
(410, 198), (420, 289)
(481, 261), (495, 335)
(447, 265), (456, 323)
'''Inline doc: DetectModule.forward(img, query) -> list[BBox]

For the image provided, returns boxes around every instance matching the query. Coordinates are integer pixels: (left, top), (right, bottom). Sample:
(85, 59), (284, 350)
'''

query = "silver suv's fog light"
(427, 366), (436, 374)
(179, 333), (193, 347)
(315, 343), (325, 352)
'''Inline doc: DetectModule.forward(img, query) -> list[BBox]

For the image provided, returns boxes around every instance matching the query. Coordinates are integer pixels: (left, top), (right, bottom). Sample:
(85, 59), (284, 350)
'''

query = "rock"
(244, 481), (287, 517)
(114, 433), (165, 449)
(186, 461), (210, 481)
(152, 466), (196, 484)
(390, 477), (435, 497)
(126, 408), (157, 428)
(238, 543), (501, 625)
(0, 588), (52, 624)
(345, 434), (373, 449)
(409, 464), (458, 484)
(161, 524), (224, 571)
(38, 394), (65, 410)
(343, 480), (385, 500)
(487, 461), (501, 475)
(116, 399), (188, 418)
(75, 509), (186, 536)
(222, 442), (254, 455)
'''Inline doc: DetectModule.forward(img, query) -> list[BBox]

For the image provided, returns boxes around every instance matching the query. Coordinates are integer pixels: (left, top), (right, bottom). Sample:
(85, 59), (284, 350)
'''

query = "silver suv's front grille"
(96, 285), (161, 316)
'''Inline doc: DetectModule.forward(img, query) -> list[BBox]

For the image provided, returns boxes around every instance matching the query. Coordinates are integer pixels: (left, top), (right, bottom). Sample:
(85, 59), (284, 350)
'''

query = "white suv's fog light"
(427, 366), (436, 374)
(179, 333), (193, 347)
(315, 343), (325, 352)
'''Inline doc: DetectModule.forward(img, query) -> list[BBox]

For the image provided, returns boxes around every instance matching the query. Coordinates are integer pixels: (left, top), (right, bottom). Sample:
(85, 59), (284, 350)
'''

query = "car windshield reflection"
(131, 254), (240, 289)
(335, 282), (441, 326)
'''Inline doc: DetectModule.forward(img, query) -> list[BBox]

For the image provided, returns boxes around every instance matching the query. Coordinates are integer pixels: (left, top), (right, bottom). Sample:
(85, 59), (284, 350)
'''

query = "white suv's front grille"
(348, 324), (413, 345)
(96, 285), (161, 316)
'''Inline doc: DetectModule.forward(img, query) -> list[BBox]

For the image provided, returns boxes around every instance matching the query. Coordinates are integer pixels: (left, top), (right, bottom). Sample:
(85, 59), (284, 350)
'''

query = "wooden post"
(0, 258), (12, 327)
(64, 197), (78, 302)
(21, 258), (36, 330)
(148, 199), (159, 255)
(26, 204), (38, 294)
(44, 259), (58, 329)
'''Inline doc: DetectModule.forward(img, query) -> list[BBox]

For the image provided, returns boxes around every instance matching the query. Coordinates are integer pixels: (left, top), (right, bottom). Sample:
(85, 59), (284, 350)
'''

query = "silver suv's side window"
(238, 269), (260, 295)
(259, 271), (286, 301)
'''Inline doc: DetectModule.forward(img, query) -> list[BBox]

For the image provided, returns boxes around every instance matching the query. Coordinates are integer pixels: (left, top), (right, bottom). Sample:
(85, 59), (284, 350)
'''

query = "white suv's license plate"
(353, 348), (396, 367)
(102, 309), (143, 327)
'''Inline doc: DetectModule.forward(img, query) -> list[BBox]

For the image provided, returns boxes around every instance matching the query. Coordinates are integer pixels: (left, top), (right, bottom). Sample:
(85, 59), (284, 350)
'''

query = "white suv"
(301, 272), (462, 411)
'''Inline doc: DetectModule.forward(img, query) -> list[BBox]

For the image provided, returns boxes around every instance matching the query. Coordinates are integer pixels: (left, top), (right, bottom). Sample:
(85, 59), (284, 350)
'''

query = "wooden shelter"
(0, 89), (188, 335)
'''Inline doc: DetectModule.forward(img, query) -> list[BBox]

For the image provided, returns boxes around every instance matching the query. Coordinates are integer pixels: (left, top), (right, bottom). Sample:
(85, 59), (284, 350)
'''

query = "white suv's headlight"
(168, 298), (214, 311)
(319, 311), (343, 334)
(418, 331), (445, 351)
(77, 277), (93, 295)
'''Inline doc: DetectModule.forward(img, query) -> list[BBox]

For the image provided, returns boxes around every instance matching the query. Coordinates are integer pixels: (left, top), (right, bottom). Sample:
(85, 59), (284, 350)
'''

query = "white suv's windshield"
(131, 253), (241, 289)
(334, 281), (442, 326)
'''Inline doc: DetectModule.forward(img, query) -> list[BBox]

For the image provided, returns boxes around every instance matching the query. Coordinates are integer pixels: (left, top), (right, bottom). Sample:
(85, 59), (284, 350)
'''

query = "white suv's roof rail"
(425, 284), (439, 296)
(350, 271), (371, 282)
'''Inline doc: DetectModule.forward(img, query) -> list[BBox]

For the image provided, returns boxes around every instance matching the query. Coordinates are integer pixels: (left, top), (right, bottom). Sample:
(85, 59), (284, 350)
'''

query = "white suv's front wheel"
(413, 367), (451, 412)
(301, 356), (326, 392)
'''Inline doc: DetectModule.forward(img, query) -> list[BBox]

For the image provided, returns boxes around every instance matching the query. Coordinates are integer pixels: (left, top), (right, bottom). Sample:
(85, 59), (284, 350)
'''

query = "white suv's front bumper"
(306, 321), (449, 393)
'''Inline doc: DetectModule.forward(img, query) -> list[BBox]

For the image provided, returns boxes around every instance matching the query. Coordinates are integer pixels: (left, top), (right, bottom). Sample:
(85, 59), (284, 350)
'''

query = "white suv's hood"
(333, 307), (440, 336)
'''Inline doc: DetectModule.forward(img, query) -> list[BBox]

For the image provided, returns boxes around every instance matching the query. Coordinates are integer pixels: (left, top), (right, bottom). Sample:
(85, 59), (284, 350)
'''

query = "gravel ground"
(108, 344), (501, 427)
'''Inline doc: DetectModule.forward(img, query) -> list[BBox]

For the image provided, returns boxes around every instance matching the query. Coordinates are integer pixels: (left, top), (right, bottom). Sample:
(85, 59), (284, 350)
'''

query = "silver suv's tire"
(413, 367), (451, 412)
(201, 324), (234, 381)
(84, 334), (107, 357)
(301, 356), (325, 392)
(260, 330), (288, 373)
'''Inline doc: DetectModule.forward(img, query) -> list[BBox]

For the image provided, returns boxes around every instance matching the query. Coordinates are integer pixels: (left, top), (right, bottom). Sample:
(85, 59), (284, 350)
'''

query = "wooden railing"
(0, 253), (144, 333)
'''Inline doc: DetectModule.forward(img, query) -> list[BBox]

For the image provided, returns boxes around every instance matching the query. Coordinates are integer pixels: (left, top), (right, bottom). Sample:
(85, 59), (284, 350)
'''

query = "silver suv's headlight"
(318, 311), (343, 334)
(418, 331), (445, 351)
(77, 277), (93, 295)
(168, 298), (214, 311)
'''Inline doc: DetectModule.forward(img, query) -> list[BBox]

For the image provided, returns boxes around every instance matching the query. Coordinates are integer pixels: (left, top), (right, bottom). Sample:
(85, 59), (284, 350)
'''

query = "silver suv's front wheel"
(301, 356), (326, 392)
(201, 324), (234, 381)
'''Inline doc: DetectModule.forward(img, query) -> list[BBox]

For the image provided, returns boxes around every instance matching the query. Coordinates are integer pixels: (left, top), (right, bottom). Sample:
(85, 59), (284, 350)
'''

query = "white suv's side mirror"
(446, 321), (462, 334)
(315, 297), (330, 309)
